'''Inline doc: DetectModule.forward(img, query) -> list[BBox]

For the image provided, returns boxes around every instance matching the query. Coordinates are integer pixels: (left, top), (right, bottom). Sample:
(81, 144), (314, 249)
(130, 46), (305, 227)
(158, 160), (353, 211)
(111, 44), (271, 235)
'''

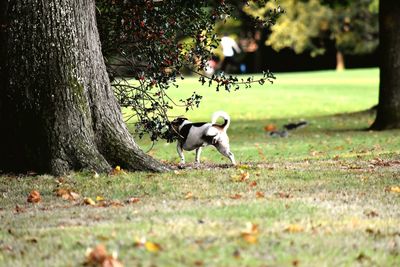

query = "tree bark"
(370, 0), (400, 130)
(0, 0), (167, 175)
(335, 50), (345, 71)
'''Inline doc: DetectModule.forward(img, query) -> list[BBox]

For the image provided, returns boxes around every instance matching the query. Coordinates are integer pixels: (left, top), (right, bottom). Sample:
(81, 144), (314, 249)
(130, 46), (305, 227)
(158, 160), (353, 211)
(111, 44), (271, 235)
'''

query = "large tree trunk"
(0, 0), (167, 175)
(370, 1), (400, 130)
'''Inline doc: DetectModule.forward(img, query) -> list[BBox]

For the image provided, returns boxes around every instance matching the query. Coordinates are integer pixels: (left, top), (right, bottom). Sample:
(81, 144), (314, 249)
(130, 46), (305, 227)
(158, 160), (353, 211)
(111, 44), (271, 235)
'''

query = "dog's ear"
(171, 117), (187, 125)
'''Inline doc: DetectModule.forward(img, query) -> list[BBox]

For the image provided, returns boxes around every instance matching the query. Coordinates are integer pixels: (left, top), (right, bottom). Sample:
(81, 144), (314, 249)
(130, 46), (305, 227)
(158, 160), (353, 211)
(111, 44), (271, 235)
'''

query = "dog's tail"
(211, 111), (230, 132)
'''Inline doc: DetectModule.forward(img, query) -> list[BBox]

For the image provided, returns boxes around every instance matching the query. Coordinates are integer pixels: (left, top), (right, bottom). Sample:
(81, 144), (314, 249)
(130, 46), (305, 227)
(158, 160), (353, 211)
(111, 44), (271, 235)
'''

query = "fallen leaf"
(241, 222), (259, 244)
(292, 259), (300, 266)
(285, 224), (304, 233)
(27, 190), (41, 203)
(241, 233), (258, 244)
(255, 191), (265, 198)
(56, 188), (80, 201)
(85, 244), (123, 267)
(83, 197), (96, 206)
(97, 200), (124, 208)
(126, 197), (140, 204)
(85, 244), (107, 264)
(389, 186), (400, 193)
(240, 171), (250, 181)
(96, 196), (105, 202)
(184, 192), (194, 200)
(232, 171), (250, 182)
(229, 193), (242, 199)
(193, 260), (204, 266)
(145, 241), (162, 253)
(111, 166), (125, 175)
(249, 181), (257, 187)
(264, 124), (277, 132)
(242, 222), (259, 234)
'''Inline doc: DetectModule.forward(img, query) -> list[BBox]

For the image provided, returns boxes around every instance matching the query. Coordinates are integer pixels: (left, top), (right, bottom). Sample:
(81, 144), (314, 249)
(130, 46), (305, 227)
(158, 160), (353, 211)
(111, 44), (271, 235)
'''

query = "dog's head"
(168, 117), (187, 140)
(170, 117), (188, 131)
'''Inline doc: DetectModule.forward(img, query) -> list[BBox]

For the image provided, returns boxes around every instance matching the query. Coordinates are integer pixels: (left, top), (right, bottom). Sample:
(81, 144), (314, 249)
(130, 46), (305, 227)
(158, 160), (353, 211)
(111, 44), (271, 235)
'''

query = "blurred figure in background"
(220, 33), (241, 73)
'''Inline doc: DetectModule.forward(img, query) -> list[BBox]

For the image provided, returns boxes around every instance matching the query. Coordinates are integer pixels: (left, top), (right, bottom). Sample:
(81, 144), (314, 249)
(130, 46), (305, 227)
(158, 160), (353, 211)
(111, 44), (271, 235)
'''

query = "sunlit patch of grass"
(1, 68), (400, 266)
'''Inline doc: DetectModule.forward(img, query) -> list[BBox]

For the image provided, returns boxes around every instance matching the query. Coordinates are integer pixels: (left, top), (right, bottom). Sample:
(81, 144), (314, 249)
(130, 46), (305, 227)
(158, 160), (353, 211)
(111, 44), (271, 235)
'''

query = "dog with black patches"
(170, 111), (236, 166)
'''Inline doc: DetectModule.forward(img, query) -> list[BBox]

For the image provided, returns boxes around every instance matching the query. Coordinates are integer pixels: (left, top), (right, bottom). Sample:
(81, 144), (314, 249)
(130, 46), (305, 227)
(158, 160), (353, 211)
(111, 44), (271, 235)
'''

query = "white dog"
(170, 111), (236, 165)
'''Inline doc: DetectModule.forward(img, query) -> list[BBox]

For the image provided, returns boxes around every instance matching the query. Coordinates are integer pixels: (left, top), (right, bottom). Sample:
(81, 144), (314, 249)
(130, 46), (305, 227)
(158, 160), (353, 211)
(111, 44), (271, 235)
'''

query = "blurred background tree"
(244, 0), (379, 71)
(96, 0), (280, 141)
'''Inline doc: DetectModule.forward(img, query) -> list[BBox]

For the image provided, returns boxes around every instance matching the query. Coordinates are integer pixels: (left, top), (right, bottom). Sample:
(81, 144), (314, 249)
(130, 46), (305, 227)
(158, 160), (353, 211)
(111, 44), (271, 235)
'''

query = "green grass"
(1, 68), (400, 267)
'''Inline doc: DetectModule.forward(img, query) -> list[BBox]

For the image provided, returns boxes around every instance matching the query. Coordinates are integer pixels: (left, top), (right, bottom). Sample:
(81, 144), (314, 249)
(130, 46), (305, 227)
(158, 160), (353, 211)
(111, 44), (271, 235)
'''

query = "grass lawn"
(1, 68), (400, 266)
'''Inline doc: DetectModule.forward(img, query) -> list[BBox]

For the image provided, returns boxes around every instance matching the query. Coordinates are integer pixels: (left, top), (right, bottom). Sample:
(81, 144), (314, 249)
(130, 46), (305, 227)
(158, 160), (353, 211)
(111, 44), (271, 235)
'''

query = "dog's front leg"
(195, 147), (202, 165)
(177, 143), (185, 164)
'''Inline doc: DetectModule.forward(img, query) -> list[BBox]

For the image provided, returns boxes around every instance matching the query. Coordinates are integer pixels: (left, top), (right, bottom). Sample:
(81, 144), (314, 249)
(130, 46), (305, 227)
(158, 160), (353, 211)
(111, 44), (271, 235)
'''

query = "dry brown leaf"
(255, 191), (265, 198)
(27, 190), (41, 203)
(241, 233), (258, 244)
(292, 259), (300, 266)
(232, 171), (250, 182)
(184, 192), (194, 200)
(56, 188), (80, 201)
(249, 181), (257, 187)
(85, 244), (107, 264)
(264, 124), (277, 132)
(83, 197), (96, 206)
(97, 200), (124, 208)
(126, 197), (140, 204)
(240, 171), (250, 181)
(229, 193), (242, 199)
(241, 222), (259, 244)
(85, 244), (123, 267)
(193, 260), (204, 266)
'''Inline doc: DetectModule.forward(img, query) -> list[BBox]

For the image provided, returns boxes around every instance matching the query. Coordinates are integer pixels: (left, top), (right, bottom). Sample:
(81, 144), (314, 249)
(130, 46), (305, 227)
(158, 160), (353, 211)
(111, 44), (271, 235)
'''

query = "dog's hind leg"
(215, 143), (236, 165)
(177, 143), (185, 164)
(195, 147), (202, 165)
